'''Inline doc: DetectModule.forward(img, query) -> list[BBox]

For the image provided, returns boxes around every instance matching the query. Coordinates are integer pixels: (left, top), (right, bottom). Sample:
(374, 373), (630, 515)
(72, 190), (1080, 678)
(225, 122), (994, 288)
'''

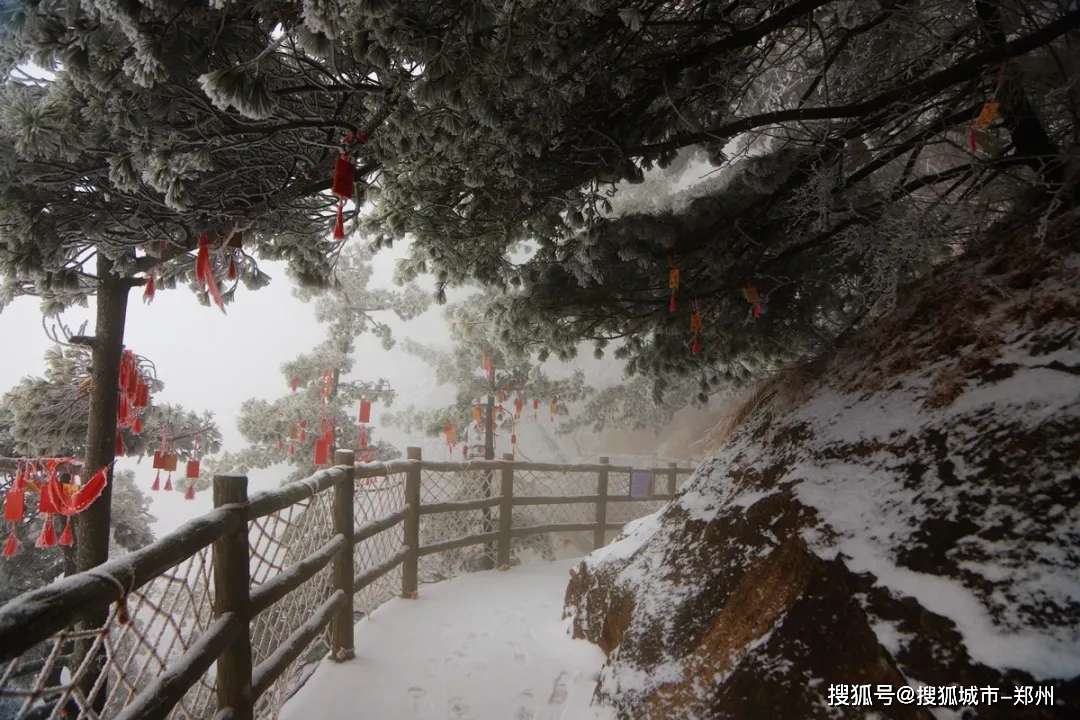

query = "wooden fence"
(0, 449), (693, 720)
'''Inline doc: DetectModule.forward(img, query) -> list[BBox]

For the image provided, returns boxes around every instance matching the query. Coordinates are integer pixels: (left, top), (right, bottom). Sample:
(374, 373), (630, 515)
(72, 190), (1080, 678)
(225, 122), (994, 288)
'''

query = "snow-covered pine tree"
(2, 345), (221, 475)
(207, 336), (399, 483)
(209, 242), (428, 482)
(347, 0), (1079, 398)
(560, 374), (703, 435)
(382, 293), (592, 461)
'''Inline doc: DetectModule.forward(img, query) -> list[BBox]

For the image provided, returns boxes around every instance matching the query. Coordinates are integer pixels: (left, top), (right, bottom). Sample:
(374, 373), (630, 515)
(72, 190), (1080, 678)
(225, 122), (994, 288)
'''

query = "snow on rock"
(563, 228), (1079, 719)
(280, 558), (616, 720)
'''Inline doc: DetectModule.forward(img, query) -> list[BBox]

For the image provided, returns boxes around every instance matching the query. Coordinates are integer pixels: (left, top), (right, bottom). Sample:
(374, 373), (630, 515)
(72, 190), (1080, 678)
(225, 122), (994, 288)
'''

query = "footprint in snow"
(548, 672), (569, 706)
(507, 641), (527, 665)
(448, 696), (472, 719)
(516, 686), (537, 718)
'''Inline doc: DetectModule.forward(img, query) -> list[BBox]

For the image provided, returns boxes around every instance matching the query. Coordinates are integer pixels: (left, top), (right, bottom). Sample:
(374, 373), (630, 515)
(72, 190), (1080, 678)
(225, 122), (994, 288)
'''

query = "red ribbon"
(196, 234), (226, 313)
(39, 467), (108, 517)
(143, 273), (155, 304)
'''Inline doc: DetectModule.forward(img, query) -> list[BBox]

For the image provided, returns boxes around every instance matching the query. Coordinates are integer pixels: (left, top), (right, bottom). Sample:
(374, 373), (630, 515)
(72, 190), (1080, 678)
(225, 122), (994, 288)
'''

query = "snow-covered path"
(279, 559), (615, 720)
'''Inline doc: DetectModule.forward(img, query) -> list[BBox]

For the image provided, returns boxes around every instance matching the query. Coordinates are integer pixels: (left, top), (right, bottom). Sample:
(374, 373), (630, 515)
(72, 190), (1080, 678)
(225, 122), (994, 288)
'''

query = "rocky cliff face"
(564, 222), (1080, 719)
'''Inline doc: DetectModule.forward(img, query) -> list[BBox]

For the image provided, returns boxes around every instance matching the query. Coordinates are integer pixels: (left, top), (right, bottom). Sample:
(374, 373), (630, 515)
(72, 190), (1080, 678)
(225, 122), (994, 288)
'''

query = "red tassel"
(132, 414), (143, 435)
(291, 377), (298, 392)
(58, 517), (74, 546)
(164, 474), (173, 492)
(288, 442), (296, 457)
(333, 201), (346, 240)
(3, 526), (17, 557)
(692, 336), (701, 355)
(227, 257), (237, 280)
(278, 439), (285, 450)
(359, 427), (368, 448)
(510, 433), (517, 445)
(116, 430), (125, 456)
(151, 470), (161, 492)
(969, 128), (978, 153)
(299, 429), (307, 443)
(36, 517), (56, 548)
(669, 293), (677, 312)
(184, 482), (196, 501)
(463, 445), (469, 458)
(143, 273), (155, 304)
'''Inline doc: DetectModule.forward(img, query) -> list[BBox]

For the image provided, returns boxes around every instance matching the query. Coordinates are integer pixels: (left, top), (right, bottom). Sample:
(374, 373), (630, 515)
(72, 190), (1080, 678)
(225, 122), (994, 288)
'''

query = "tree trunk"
(326, 335), (352, 457)
(484, 395), (495, 462)
(74, 254), (130, 711)
(329, 366), (342, 456)
(479, 395), (496, 570)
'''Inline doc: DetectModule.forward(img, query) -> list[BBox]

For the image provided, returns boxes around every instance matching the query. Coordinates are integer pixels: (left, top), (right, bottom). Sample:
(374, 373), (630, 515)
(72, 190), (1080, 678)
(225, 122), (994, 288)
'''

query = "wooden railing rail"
(416, 459), (694, 475)
(0, 446), (695, 720)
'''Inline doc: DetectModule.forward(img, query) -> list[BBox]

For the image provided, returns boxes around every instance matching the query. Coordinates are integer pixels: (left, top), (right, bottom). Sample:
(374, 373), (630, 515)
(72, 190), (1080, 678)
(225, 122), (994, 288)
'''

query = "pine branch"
(630, 9), (1080, 156)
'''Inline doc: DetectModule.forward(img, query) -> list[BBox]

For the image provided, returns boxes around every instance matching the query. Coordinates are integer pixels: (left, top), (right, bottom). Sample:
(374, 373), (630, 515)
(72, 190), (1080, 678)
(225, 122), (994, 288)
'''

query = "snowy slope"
(563, 231), (1080, 719)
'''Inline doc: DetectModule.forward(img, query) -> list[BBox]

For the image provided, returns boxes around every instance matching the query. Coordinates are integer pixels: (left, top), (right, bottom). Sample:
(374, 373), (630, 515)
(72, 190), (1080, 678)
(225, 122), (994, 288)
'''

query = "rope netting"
(509, 466), (600, 558)
(0, 546), (217, 720)
(248, 486), (337, 717)
(418, 467), (498, 581)
(351, 469), (406, 616)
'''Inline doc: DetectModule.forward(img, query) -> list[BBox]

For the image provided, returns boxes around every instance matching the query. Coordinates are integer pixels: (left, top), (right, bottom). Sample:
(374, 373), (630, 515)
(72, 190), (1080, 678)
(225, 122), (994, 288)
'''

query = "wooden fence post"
(213, 475), (254, 720)
(593, 457), (609, 551)
(668, 461), (678, 496)
(497, 453), (514, 570)
(331, 449), (355, 661)
(402, 447), (421, 599)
